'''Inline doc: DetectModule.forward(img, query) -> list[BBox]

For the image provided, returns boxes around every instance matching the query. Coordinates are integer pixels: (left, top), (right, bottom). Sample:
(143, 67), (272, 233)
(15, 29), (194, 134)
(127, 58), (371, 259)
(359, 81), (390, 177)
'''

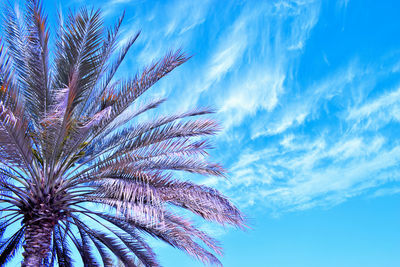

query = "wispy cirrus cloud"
(347, 86), (400, 130)
(251, 61), (358, 138)
(206, 54), (400, 213)
(218, 132), (400, 212)
(210, 0), (321, 132)
(98, 0), (400, 216)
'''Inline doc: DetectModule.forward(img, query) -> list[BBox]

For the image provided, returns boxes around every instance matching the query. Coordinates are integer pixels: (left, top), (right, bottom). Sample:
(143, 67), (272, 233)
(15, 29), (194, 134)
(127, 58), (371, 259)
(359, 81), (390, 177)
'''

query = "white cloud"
(209, 0), (321, 133)
(114, 0), (321, 129)
(347, 86), (400, 130)
(220, 134), (400, 212)
(207, 54), (400, 211)
(220, 69), (285, 130)
(208, 41), (246, 84)
(207, 52), (400, 215)
(101, 0), (400, 217)
(324, 136), (385, 160)
(182, 4), (253, 103)
(115, 0), (212, 65)
(251, 62), (357, 138)
(106, 0), (215, 115)
(372, 186), (400, 198)
(164, 1), (210, 37)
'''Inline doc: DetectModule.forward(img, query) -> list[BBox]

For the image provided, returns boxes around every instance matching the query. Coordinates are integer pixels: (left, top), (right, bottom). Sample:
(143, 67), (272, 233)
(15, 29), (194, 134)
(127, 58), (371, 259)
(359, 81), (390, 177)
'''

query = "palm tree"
(0, 0), (244, 266)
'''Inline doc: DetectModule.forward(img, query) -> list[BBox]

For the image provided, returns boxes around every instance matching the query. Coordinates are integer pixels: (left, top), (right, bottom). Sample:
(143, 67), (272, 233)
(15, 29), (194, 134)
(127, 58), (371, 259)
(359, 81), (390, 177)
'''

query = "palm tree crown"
(0, 0), (244, 266)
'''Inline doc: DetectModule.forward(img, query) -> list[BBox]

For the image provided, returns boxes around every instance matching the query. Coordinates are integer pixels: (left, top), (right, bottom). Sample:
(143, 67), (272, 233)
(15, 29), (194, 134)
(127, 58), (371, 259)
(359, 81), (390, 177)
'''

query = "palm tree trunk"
(22, 218), (54, 267)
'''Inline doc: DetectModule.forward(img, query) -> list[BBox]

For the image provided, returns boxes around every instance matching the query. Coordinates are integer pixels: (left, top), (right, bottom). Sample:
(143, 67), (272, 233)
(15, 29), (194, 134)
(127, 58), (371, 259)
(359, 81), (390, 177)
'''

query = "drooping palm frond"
(52, 224), (73, 267)
(0, 1), (245, 266)
(0, 227), (25, 266)
(0, 70), (34, 176)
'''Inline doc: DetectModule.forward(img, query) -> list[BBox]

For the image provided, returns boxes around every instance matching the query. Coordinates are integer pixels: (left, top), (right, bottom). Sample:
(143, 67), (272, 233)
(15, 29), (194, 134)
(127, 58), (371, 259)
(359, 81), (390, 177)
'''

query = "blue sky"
(8, 0), (400, 266)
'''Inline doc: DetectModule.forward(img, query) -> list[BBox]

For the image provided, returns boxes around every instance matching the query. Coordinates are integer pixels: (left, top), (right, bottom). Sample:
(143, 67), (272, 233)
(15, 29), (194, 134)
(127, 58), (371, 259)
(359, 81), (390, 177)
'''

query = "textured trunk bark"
(22, 218), (54, 267)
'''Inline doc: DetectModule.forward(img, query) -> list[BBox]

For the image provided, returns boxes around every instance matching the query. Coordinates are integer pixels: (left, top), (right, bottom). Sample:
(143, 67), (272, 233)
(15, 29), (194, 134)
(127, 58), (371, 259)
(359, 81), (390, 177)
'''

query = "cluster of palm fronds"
(0, 0), (244, 266)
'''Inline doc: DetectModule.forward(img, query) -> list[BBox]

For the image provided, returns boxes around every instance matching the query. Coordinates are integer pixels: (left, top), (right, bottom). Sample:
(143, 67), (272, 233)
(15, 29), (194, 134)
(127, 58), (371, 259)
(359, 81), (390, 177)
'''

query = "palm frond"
(49, 7), (104, 166)
(83, 27), (141, 117)
(88, 233), (115, 267)
(86, 107), (215, 159)
(160, 180), (245, 226)
(0, 39), (14, 88)
(73, 217), (140, 267)
(1, 4), (29, 85)
(53, 7), (103, 103)
(72, 211), (159, 267)
(53, 224), (73, 267)
(72, 218), (100, 266)
(90, 50), (190, 140)
(93, 214), (158, 267)
(24, 0), (50, 125)
(0, 2), (244, 266)
(0, 227), (24, 266)
(79, 11), (129, 116)
(99, 213), (222, 267)
(0, 101), (34, 175)
(68, 117), (221, 182)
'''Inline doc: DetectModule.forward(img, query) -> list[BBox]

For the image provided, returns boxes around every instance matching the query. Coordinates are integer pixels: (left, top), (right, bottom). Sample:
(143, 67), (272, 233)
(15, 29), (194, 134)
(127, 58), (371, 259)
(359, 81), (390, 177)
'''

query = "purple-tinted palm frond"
(73, 221), (101, 266)
(53, 8), (103, 101)
(92, 178), (162, 206)
(73, 117), (219, 177)
(87, 170), (243, 226)
(91, 50), (190, 138)
(87, 233), (114, 266)
(114, 139), (213, 164)
(122, 119), (220, 151)
(0, 40), (14, 88)
(100, 213), (223, 267)
(1, 1), (50, 137)
(99, 30), (141, 94)
(24, 0), (50, 125)
(72, 217), (142, 266)
(107, 225), (159, 267)
(56, 105), (112, 169)
(88, 196), (164, 226)
(164, 212), (223, 254)
(72, 152), (223, 188)
(2, 5), (29, 85)
(56, 96), (161, 177)
(53, 225), (73, 267)
(0, 227), (25, 266)
(0, 42), (34, 172)
(0, 1), (245, 266)
(87, 107), (215, 156)
(75, 211), (161, 266)
(78, 11), (129, 116)
(0, 101), (34, 173)
(160, 181), (245, 226)
(48, 8), (104, 167)
(98, 97), (166, 140)
(128, 157), (224, 176)
(84, 29), (141, 117)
